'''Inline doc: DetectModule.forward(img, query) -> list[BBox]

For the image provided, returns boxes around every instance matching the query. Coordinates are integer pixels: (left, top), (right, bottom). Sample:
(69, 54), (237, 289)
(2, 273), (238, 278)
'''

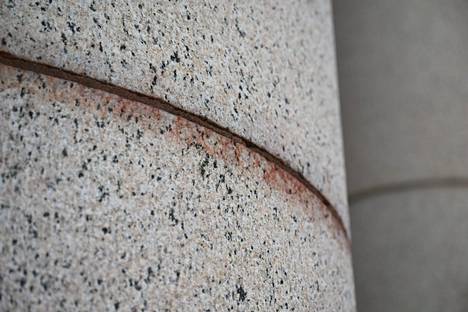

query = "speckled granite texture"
(0, 65), (355, 311)
(0, 0), (348, 228)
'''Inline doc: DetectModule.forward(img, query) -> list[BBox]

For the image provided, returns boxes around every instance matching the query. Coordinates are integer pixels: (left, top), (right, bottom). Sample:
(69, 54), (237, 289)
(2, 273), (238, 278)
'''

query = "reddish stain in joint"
(263, 162), (308, 200)
(1, 63), (349, 247)
(168, 116), (189, 143)
(251, 152), (262, 169)
(10, 66), (310, 204)
(158, 107), (312, 205)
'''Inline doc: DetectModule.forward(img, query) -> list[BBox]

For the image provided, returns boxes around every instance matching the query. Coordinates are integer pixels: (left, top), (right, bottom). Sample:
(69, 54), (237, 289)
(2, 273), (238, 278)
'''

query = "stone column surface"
(0, 1), (355, 311)
(334, 0), (468, 311)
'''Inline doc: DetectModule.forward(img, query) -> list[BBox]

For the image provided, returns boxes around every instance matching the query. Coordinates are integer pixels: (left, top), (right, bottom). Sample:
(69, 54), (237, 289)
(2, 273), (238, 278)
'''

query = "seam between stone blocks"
(0, 50), (350, 242)
(349, 177), (468, 204)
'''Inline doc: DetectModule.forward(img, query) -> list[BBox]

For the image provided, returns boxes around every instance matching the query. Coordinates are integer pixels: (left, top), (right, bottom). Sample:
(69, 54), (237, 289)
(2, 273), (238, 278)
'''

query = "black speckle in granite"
(236, 284), (247, 302)
(170, 51), (180, 63)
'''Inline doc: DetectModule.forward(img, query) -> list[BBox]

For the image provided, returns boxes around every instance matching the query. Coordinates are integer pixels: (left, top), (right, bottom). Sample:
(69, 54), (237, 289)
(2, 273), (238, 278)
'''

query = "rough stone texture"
(0, 65), (355, 311)
(335, 0), (468, 193)
(351, 189), (468, 312)
(333, 0), (468, 311)
(0, 0), (348, 227)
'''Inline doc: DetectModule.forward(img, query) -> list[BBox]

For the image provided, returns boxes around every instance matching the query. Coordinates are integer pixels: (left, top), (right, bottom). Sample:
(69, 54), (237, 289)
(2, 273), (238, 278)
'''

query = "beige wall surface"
(334, 0), (468, 310)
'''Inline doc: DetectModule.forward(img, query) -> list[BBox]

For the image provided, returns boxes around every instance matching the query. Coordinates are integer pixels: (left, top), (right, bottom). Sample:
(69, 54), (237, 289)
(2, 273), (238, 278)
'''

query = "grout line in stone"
(0, 50), (349, 241)
(349, 177), (468, 204)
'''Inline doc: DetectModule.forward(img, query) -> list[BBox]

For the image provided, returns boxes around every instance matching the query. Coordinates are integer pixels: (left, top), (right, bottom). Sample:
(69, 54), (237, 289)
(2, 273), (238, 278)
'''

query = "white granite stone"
(0, 65), (355, 311)
(0, 0), (348, 226)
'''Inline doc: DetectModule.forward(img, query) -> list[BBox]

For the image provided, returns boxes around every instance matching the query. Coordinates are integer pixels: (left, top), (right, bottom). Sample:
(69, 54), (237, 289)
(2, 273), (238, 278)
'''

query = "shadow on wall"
(333, 0), (468, 311)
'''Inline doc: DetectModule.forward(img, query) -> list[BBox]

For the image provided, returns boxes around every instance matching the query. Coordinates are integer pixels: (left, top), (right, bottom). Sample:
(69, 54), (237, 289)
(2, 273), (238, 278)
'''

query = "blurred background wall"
(333, 0), (468, 311)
